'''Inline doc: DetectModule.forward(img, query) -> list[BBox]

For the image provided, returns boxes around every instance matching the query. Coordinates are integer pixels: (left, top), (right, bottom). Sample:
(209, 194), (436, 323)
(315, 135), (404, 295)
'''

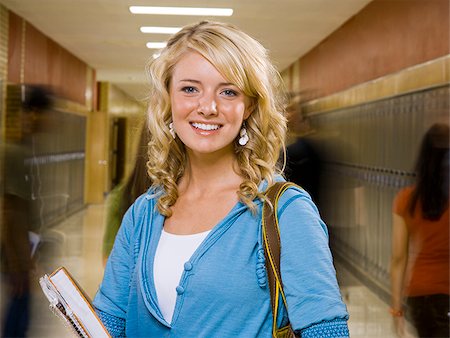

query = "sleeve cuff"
(300, 318), (349, 338)
(96, 308), (126, 338)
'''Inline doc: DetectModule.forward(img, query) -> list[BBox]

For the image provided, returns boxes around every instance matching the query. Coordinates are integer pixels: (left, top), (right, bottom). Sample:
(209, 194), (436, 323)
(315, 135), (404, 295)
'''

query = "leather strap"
(262, 182), (299, 337)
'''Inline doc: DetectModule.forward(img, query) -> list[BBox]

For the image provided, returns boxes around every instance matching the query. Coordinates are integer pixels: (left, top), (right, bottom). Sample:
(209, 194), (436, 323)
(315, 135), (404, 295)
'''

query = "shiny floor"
(20, 204), (416, 337)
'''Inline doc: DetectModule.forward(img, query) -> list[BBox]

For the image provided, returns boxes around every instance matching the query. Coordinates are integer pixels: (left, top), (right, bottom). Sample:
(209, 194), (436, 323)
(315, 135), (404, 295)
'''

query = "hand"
(392, 315), (406, 337)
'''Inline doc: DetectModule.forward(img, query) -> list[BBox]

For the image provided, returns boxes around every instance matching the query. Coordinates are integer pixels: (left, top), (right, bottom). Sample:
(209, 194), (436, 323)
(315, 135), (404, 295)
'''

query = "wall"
(4, 10), (146, 207)
(0, 5), (8, 213)
(7, 11), (94, 108)
(3, 8), (95, 226)
(311, 84), (448, 300)
(285, 0), (449, 101)
(0, 6), (7, 115)
(282, 0), (449, 301)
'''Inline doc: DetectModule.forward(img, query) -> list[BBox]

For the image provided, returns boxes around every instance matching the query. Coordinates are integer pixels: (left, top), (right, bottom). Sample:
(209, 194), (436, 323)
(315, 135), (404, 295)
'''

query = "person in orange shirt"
(390, 123), (449, 338)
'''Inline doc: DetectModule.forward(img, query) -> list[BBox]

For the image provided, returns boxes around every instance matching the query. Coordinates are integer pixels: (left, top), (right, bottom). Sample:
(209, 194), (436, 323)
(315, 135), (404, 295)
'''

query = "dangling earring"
(238, 126), (249, 146)
(169, 122), (176, 139)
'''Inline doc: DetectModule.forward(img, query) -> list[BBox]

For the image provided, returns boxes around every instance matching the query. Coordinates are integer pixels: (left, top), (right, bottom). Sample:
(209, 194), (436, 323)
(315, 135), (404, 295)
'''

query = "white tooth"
(193, 123), (219, 131)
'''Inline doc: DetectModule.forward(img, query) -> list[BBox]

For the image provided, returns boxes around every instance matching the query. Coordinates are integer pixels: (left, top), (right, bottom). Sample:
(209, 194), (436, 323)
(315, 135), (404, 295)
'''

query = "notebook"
(39, 267), (111, 338)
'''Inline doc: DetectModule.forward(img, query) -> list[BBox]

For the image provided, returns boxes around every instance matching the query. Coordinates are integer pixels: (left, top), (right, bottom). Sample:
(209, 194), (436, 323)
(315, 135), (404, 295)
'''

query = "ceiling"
(0, 0), (372, 100)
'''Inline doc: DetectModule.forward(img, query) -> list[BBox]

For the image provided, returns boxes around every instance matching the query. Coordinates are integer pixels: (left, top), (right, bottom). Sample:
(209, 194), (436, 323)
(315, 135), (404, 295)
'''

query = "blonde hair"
(146, 21), (287, 216)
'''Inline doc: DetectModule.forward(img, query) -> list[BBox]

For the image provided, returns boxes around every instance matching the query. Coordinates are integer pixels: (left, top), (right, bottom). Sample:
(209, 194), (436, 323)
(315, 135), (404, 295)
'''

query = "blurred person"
(1, 133), (32, 338)
(285, 107), (321, 203)
(102, 126), (152, 264)
(93, 21), (349, 337)
(1, 85), (53, 337)
(390, 123), (449, 338)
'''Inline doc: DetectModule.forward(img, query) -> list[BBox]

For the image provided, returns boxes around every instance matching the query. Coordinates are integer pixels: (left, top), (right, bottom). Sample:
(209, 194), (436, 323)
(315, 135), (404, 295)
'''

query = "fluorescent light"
(140, 26), (182, 34)
(129, 6), (233, 16)
(146, 42), (167, 49)
(153, 53), (161, 59)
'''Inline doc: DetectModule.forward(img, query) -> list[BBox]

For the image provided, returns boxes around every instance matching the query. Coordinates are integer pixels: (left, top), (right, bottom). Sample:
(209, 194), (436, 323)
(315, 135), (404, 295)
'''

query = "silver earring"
(169, 122), (176, 139)
(238, 126), (249, 146)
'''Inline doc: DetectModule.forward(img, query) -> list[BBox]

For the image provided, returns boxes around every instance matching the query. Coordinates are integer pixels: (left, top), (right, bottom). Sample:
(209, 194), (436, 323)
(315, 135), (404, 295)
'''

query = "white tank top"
(153, 229), (210, 323)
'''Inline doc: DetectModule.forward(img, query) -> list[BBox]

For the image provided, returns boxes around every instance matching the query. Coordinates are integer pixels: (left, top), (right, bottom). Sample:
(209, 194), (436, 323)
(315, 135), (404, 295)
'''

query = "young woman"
(94, 21), (349, 337)
(390, 123), (449, 338)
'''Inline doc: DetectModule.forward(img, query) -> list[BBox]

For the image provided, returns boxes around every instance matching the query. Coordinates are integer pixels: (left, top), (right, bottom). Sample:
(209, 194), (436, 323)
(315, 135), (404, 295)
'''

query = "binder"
(39, 267), (111, 338)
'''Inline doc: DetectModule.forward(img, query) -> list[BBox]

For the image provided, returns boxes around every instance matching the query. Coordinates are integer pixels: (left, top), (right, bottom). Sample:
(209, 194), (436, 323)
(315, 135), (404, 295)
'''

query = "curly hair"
(145, 21), (287, 216)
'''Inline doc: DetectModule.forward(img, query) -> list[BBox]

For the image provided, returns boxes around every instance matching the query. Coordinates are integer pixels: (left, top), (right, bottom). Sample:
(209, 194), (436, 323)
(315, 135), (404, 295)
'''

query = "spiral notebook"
(39, 267), (110, 338)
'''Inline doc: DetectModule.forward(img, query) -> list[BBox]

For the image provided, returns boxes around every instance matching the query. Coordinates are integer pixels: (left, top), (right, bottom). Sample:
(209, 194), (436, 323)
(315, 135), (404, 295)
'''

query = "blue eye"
(222, 89), (237, 97)
(182, 86), (197, 93)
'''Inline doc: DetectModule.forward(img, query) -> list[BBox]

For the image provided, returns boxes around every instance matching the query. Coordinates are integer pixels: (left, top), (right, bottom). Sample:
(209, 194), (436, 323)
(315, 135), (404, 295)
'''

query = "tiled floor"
(13, 204), (417, 337)
(28, 204), (106, 338)
(336, 264), (417, 338)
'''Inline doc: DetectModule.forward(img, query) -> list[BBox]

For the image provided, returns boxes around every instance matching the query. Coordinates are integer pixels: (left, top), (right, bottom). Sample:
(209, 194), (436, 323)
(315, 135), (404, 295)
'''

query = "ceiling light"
(129, 6), (233, 16)
(146, 42), (167, 49)
(140, 26), (181, 34)
(153, 53), (161, 59)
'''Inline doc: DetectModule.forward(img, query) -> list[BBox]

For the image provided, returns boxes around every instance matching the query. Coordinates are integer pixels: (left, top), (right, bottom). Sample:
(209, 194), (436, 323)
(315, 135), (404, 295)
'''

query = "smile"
(191, 122), (222, 131)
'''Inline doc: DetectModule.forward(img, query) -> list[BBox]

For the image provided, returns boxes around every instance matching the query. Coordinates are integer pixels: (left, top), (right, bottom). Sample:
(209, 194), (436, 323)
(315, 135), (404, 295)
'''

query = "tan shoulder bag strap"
(262, 181), (299, 338)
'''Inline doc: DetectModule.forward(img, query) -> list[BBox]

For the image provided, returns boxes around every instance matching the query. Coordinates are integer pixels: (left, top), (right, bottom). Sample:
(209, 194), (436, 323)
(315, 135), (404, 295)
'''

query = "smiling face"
(170, 51), (251, 157)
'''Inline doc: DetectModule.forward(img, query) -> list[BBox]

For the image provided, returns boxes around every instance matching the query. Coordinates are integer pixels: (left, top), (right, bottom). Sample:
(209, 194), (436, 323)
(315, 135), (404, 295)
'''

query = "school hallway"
(1, 1), (448, 337)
